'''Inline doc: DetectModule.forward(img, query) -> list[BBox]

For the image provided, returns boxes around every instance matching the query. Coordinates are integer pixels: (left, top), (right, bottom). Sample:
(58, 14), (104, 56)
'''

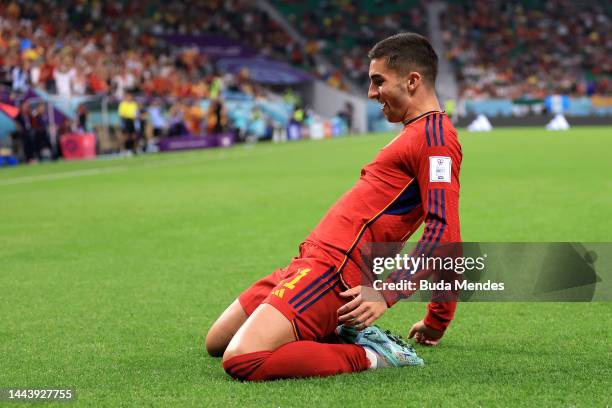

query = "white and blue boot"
(338, 325), (424, 367)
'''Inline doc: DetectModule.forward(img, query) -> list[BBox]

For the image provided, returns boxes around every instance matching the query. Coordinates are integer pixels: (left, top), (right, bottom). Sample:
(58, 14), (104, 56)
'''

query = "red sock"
(223, 341), (369, 381)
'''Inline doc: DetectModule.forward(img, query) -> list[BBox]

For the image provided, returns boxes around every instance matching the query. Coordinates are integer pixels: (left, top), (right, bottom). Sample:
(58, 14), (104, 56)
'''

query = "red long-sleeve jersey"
(305, 110), (462, 332)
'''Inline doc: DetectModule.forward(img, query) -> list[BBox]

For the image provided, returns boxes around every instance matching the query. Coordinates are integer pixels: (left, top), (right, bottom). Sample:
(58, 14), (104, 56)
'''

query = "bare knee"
(221, 329), (257, 363)
(205, 299), (248, 357)
(205, 327), (229, 357)
(221, 333), (265, 363)
(222, 343), (246, 363)
(222, 303), (295, 364)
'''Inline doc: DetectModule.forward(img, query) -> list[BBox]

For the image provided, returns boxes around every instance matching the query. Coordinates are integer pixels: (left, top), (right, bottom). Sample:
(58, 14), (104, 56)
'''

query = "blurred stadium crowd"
(442, 0), (610, 99)
(0, 0), (278, 98)
(0, 0), (610, 164)
(272, 0), (427, 89)
(2, 0), (610, 98)
(0, 0), (314, 160)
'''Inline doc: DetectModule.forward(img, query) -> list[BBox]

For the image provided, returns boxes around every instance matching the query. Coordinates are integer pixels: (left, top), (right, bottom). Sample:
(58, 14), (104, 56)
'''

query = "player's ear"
(406, 72), (421, 91)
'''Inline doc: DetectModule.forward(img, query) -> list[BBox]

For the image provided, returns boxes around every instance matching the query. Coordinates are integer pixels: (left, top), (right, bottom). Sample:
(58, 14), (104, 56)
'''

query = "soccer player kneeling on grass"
(205, 33), (462, 381)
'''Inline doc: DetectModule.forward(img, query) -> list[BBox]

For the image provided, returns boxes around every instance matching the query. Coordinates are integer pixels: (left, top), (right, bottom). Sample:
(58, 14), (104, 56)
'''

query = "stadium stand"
(0, 0), (292, 99)
(0, 0), (610, 164)
(271, 0), (427, 89)
(0, 0), (322, 160)
(441, 0), (610, 99)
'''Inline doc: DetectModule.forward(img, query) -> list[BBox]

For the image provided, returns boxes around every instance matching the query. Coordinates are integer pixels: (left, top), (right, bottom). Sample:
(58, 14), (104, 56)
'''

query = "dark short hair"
(368, 33), (438, 85)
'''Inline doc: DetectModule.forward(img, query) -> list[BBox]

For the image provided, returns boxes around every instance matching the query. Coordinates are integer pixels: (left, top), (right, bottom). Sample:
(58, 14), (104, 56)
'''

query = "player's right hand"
(337, 286), (388, 329)
(407, 319), (444, 346)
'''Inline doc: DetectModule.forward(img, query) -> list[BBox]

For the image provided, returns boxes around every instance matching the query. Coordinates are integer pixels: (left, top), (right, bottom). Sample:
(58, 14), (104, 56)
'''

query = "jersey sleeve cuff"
(424, 304), (454, 332)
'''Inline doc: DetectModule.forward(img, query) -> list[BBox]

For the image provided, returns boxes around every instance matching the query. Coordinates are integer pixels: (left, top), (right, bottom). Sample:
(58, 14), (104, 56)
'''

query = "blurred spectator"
(206, 99), (228, 134)
(11, 62), (29, 93)
(282, 88), (300, 107)
(53, 61), (76, 97)
(185, 100), (205, 136)
(167, 100), (187, 137)
(137, 105), (148, 151)
(337, 101), (354, 134)
(147, 99), (167, 138)
(14, 101), (35, 162)
(77, 103), (88, 132)
(118, 93), (139, 153)
(73, 68), (87, 95)
(291, 105), (305, 125)
(39, 58), (56, 93)
(32, 104), (51, 160)
(209, 76), (223, 100)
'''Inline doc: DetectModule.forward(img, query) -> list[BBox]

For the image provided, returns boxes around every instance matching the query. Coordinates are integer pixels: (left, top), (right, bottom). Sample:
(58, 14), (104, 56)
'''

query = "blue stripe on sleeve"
(432, 114), (438, 146)
(425, 115), (431, 146)
(439, 115), (445, 146)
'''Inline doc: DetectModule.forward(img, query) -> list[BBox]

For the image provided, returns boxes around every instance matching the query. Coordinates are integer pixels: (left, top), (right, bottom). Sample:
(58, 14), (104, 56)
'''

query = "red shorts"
(238, 242), (346, 341)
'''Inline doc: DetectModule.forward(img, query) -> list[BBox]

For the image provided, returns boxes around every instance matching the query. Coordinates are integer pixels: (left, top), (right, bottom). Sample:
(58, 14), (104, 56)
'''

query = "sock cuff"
(223, 351), (272, 381)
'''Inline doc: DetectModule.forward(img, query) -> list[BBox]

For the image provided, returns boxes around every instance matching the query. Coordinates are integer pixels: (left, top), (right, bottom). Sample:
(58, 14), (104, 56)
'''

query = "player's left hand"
(408, 319), (444, 346)
(337, 286), (388, 329)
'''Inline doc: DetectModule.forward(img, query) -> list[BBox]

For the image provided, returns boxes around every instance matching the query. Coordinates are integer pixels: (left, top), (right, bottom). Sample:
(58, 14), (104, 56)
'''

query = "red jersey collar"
(402, 110), (445, 126)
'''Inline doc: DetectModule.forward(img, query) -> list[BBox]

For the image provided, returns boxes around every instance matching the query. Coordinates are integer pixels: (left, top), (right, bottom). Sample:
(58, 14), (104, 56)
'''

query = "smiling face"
(367, 58), (415, 123)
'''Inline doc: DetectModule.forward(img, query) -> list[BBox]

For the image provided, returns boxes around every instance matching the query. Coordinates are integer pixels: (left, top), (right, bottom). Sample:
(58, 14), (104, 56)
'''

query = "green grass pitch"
(0, 127), (610, 407)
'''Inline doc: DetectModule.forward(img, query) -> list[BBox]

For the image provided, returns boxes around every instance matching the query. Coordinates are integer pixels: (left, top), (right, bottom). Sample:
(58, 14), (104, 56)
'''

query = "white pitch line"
(0, 148), (275, 186)
(0, 166), (128, 186)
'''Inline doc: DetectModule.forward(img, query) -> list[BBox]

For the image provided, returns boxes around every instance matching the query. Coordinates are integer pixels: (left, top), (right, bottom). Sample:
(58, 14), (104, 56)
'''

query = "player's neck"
(402, 96), (442, 124)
